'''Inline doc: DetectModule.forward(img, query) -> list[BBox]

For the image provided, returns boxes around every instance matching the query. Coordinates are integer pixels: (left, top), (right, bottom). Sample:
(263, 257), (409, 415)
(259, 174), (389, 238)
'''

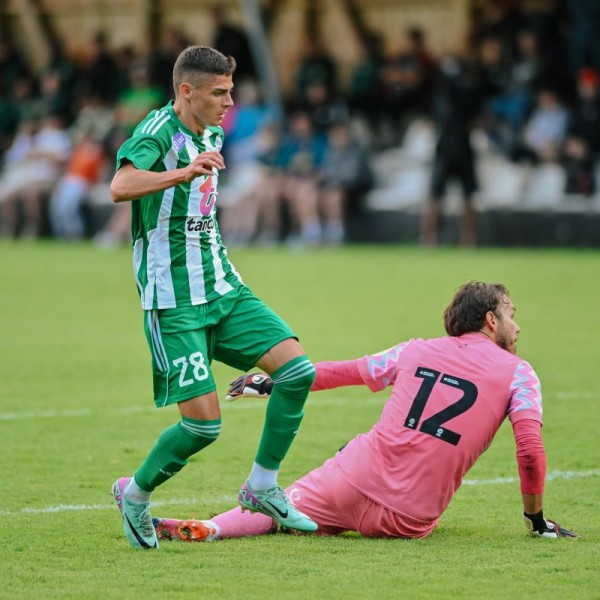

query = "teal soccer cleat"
(112, 477), (158, 550)
(238, 482), (318, 533)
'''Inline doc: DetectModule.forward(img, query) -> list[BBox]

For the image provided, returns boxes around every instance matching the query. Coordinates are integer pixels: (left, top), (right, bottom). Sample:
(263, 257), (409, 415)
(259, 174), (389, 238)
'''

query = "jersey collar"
(458, 332), (496, 346)
(165, 100), (202, 140)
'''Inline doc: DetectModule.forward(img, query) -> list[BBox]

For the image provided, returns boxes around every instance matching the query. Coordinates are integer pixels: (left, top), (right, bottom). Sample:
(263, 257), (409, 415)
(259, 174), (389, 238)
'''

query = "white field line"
(0, 496), (238, 517)
(0, 390), (595, 422)
(0, 396), (373, 421)
(461, 468), (600, 486)
(0, 469), (598, 518)
(0, 408), (93, 420)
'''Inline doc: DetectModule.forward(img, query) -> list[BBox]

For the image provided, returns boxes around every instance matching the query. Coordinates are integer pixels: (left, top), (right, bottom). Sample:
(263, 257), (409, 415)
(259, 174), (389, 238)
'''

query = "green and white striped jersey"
(116, 101), (243, 310)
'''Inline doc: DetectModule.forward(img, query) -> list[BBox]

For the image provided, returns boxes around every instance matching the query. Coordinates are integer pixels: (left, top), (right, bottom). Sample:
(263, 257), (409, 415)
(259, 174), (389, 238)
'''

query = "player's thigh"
(256, 337), (307, 374)
(358, 502), (436, 539)
(214, 286), (297, 372)
(177, 390), (221, 420)
(285, 457), (369, 535)
(289, 457), (436, 539)
(143, 308), (217, 408)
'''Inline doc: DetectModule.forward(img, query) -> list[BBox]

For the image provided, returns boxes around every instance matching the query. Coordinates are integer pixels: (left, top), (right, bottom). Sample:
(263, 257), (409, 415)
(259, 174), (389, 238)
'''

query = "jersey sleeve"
(357, 342), (410, 392)
(312, 360), (364, 391)
(507, 360), (543, 425)
(116, 135), (164, 172)
(512, 418), (546, 495)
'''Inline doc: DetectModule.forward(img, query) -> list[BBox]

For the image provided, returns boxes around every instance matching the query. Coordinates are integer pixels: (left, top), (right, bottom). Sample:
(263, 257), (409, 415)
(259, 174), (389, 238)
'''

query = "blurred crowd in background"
(1, 0), (600, 247)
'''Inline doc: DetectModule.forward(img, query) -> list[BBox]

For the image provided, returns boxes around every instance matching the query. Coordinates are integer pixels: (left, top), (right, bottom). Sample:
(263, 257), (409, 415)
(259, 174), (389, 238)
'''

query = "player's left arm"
(515, 427), (577, 538)
(508, 362), (578, 539)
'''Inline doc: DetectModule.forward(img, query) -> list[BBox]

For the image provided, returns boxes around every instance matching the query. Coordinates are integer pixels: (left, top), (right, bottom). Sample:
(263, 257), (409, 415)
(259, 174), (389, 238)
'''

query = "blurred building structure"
(2, 0), (600, 246)
(0, 0), (469, 87)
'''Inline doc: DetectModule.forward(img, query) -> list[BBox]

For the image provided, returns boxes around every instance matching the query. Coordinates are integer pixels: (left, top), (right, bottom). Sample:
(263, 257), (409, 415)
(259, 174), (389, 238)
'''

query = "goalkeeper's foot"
(238, 482), (318, 533)
(153, 518), (220, 542)
(112, 477), (158, 550)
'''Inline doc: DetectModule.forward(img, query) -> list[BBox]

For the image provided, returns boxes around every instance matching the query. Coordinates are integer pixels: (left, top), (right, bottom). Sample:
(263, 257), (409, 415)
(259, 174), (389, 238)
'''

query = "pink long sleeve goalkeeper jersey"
(333, 333), (543, 525)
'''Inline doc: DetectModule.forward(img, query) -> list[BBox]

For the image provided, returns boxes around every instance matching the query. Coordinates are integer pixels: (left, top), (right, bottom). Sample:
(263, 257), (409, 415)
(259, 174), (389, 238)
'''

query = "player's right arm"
(226, 342), (411, 400)
(225, 360), (366, 400)
(111, 152), (225, 202)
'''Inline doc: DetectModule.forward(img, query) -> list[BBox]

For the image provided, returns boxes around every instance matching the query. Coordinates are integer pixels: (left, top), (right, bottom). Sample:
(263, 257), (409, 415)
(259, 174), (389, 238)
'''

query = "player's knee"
(295, 362), (316, 392)
(194, 427), (220, 449)
(179, 417), (221, 452)
(272, 357), (316, 394)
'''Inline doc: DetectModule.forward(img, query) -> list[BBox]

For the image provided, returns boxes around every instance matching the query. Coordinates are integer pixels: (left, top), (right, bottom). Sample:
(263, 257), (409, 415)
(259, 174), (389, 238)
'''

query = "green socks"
(133, 356), (314, 490)
(255, 355), (315, 470)
(134, 416), (221, 491)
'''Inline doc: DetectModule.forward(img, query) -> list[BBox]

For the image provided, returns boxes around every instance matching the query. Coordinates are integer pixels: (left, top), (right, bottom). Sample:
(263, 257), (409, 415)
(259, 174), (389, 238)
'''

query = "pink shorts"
(286, 457), (436, 539)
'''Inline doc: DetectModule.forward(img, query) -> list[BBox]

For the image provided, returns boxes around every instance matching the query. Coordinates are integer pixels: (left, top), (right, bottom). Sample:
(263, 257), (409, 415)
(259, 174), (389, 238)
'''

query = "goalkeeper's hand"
(225, 373), (273, 401)
(523, 511), (578, 539)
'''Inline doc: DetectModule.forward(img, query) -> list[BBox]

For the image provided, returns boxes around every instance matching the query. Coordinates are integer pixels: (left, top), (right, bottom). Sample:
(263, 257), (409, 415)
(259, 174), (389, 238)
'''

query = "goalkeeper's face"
(494, 295), (520, 354)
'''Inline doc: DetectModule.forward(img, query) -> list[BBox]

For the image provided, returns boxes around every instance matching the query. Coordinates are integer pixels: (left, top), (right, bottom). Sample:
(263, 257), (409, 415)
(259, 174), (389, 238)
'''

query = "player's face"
(495, 295), (520, 354)
(189, 74), (234, 130)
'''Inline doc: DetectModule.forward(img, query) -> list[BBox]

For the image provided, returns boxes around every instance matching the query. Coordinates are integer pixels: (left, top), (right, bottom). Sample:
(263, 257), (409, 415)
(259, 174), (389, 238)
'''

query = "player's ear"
(484, 310), (497, 330)
(180, 82), (193, 99)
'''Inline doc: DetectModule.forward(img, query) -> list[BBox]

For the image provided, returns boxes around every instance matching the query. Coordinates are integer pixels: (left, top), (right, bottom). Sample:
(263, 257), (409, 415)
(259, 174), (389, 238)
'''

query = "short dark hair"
(443, 282), (509, 336)
(173, 45), (236, 95)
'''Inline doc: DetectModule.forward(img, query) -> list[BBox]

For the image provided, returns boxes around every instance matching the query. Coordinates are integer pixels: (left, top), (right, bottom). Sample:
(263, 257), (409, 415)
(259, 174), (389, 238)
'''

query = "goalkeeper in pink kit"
(154, 282), (577, 541)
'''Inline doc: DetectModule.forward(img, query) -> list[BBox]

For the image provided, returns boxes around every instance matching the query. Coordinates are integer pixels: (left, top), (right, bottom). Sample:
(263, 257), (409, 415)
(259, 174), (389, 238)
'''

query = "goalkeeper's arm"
(226, 359), (368, 400)
(513, 419), (578, 538)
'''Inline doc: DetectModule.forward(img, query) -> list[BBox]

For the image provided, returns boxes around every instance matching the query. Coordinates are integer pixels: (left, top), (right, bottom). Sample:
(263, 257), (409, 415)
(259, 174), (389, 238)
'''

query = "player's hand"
(182, 152), (225, 181)
(226, 373), (273, 401)
(523, 512), (578, 539)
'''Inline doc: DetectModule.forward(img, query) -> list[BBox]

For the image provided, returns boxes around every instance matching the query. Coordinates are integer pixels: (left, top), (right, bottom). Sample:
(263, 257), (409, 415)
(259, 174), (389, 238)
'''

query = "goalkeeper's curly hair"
(443, 281), (509, 337)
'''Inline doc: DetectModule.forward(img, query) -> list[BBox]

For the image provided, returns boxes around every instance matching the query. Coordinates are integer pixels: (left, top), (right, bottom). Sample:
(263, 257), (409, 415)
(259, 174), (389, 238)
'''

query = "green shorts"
(143, 285), (296, 407)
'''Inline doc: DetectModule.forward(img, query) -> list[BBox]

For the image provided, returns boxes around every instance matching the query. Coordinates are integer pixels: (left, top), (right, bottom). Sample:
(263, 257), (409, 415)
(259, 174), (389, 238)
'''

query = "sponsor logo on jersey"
(172, 132), (186, 152)
(186, 217), (215, 233)
(199, 177), (217, 215)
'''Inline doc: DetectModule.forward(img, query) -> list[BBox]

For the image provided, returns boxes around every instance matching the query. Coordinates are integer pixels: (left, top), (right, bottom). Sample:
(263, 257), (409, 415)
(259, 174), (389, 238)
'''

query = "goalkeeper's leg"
(155, 459), (359, 540)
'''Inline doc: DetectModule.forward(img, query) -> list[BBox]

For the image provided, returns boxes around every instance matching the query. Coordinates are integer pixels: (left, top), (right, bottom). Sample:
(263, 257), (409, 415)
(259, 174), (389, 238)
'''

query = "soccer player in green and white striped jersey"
(109, 46), (316, 549)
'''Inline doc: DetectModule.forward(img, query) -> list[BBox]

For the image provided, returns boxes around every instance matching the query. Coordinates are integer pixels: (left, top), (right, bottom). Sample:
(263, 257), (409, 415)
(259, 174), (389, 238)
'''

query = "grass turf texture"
(0, 241), (599, 600)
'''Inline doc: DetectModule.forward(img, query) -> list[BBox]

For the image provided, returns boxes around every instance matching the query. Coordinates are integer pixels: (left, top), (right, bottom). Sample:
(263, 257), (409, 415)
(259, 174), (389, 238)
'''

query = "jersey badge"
(172, 132), (186, 152)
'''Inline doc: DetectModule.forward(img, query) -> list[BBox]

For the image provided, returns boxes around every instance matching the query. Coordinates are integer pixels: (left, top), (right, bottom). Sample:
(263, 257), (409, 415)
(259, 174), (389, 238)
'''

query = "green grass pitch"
(1, 241), (599, 600)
